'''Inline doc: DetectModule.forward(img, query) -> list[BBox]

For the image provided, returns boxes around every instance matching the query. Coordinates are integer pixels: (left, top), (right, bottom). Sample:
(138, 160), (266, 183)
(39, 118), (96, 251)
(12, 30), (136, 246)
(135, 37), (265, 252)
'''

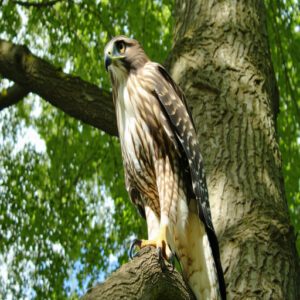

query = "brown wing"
(152, 63), (226, 299)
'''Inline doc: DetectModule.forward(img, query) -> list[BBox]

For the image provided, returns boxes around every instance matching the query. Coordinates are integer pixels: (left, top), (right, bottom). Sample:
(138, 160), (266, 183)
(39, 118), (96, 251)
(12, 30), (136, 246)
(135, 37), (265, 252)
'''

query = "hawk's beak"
(104, 47), (126, 71)
(105, 54), (112, 71)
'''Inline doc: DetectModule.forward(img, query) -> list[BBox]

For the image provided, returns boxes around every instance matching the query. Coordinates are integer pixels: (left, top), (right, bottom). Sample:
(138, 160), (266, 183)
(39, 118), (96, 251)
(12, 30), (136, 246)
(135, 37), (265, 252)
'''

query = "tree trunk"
(165, 0), (299, 299)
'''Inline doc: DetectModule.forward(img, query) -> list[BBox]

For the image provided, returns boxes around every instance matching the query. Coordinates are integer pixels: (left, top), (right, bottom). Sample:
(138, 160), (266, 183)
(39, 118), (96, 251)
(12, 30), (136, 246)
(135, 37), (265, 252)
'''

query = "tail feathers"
(206, 225), (226, 300)
(176, 212), (222, 300)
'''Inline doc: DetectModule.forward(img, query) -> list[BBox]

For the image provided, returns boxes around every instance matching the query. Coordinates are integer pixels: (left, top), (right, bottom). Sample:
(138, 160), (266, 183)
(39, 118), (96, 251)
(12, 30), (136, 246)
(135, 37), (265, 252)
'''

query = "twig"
(12, 0), (61, 8)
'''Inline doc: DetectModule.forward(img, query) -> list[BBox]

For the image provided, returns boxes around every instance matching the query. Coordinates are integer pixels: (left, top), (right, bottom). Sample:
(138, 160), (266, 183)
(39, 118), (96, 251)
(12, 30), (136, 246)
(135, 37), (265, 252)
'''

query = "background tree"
(0, 0), (299, 299)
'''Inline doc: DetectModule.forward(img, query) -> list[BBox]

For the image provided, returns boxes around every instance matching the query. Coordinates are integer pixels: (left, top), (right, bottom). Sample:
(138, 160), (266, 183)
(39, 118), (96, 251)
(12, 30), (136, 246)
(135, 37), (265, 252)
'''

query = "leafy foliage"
(266, 0), (300, 253)
(0, 0), (299, 299)
(0, 1), (173, 299)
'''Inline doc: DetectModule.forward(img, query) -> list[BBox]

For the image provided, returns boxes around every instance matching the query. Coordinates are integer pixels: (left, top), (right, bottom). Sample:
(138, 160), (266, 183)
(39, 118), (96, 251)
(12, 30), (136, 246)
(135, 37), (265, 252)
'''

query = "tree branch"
(0, 39), (117, 136)
(81, 247), (195, 300)
(12, 0), (61, 8)
(0, 83), (29, 110)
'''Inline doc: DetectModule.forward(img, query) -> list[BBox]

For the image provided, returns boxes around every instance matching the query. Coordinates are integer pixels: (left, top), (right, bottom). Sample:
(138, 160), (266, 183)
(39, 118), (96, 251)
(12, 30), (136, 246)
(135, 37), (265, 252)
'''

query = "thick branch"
(81, 247), (195, 300)
(0, 83), (29, 110)
(0, 39), (117, 136)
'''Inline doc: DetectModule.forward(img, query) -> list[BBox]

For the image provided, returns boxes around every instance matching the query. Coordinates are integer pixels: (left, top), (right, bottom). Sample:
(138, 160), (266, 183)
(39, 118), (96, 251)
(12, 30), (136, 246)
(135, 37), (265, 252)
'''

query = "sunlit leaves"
(266, 0), (300, 253)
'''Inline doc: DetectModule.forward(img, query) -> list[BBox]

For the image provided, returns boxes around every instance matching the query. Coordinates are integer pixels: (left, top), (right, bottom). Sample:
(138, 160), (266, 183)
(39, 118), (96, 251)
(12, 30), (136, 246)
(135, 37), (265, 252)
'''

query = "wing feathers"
(152, 63), (226, 299)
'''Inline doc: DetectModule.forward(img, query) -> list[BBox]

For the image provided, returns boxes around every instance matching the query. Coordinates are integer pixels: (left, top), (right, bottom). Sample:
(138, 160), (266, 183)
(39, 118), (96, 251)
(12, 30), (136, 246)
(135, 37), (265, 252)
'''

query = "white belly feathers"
(115, 82), (152, 174)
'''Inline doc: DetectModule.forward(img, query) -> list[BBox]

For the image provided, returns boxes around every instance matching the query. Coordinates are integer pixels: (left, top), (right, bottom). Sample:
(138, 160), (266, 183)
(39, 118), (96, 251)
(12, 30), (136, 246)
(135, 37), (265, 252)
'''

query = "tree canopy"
(0, 1), (299, 299)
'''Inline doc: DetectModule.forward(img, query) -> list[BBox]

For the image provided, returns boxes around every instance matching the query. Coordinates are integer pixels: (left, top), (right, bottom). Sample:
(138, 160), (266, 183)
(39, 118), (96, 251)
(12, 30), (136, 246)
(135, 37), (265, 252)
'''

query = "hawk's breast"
(113, 67), (180, 209)
(115, 78), (159, 198)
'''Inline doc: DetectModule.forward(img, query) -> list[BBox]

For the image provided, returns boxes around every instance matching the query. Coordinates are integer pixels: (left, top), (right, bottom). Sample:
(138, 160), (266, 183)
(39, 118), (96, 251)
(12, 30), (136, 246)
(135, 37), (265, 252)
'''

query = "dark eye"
(116, 41), (126, 54)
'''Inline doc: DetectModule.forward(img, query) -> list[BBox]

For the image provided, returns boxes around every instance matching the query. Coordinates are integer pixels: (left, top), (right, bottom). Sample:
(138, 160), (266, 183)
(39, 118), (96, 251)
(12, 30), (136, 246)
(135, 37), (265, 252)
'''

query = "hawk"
(104, 36), (226, 300)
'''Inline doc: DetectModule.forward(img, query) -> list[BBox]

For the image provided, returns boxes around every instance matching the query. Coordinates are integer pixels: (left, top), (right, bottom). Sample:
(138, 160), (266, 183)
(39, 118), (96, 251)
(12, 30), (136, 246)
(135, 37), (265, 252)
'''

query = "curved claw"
(157, 247), (176, 272)
(129, 239), (141, 260)
(169, 251), (176, 271)
(157, 247), (167, 271)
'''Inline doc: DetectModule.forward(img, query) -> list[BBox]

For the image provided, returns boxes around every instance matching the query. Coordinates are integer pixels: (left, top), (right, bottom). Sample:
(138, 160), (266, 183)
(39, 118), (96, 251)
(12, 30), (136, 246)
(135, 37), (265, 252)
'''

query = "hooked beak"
(104, 48), (126, 71)
(105, 54), (112, 71)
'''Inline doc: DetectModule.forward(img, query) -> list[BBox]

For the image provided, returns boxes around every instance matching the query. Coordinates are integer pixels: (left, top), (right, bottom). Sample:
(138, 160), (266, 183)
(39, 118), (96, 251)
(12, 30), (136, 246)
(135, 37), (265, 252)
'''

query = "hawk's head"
(104, 36), (148, 78)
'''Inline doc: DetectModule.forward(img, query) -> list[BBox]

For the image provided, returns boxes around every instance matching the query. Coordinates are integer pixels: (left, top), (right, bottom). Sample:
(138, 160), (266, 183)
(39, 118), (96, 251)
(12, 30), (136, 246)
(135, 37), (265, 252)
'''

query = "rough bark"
(0, 83), (29, 110)
(81, 247), (195, 300)
(166, 0), (300, 299)
(0, 39), (117, 136)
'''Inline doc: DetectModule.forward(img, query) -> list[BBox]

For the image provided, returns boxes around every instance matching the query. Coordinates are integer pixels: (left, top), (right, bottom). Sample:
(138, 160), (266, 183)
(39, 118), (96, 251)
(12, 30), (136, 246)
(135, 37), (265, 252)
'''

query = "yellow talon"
(130, 225), (170, 261)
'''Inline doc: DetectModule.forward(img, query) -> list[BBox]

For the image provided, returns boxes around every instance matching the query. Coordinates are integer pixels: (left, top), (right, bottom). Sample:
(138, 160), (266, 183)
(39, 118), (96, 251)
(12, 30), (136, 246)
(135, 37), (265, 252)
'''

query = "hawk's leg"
(129, 224), (175, 269)
(131, 155), (182, 269)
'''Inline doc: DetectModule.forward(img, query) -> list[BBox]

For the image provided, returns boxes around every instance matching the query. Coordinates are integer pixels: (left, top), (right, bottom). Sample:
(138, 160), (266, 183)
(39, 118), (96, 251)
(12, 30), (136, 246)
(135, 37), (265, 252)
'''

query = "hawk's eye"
(116, 41), (126, 54)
